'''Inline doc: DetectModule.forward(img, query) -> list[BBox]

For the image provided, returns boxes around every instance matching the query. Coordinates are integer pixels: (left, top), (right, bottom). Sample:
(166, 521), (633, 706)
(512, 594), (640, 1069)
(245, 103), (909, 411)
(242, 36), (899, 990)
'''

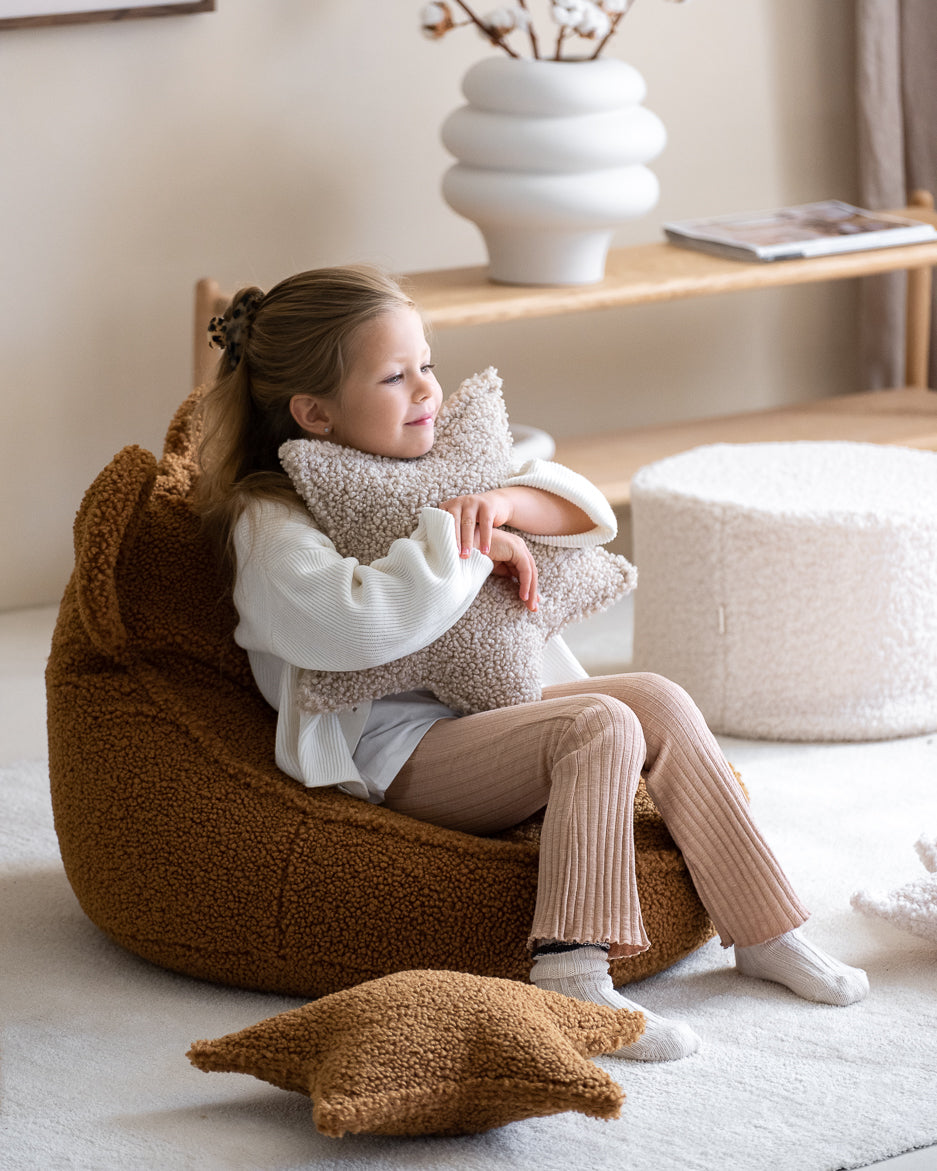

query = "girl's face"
(329, 306), (442, 459)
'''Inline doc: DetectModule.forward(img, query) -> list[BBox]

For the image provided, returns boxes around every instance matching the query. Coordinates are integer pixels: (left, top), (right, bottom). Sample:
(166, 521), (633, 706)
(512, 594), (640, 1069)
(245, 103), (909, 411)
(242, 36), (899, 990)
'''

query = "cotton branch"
(452, 0), (520, 56)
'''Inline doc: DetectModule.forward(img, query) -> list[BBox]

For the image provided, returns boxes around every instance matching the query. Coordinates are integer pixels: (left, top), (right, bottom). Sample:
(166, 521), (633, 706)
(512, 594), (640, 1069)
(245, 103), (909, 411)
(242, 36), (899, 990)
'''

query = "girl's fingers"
(448, 504), (475, 558)
(514, 549), (538, 612)
(484, 530), (538, 611)
(478, 512), (494, 556)
(440, 495), (506, 559)
(525, 555), (539, 611)
(460, 511), (475, 558)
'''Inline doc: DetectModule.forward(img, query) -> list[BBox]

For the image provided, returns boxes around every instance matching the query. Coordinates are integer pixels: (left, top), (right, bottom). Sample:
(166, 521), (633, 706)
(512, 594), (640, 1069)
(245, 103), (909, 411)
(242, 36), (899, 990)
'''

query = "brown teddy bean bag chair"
(46, 389), (716, 998)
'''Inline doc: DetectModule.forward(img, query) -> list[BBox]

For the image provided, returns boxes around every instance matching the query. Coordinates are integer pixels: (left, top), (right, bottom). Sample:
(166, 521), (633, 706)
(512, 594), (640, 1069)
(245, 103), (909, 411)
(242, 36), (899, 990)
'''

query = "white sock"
(530, 945), (701, 1062)
(734, 928), (869, 1006)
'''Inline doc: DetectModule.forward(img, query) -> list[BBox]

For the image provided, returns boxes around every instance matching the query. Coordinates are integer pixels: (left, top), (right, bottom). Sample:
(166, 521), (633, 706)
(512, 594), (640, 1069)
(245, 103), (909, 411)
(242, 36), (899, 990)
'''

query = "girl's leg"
(545, 673), (867, 1006)
(541, 672), (808, 948)
(384, 691), (700, 1060)
(384, 691), (650, 955)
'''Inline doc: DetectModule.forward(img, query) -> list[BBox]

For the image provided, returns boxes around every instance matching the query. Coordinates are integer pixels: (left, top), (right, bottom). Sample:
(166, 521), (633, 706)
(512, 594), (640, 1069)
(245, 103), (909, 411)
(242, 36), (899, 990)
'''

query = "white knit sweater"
(232, 457), (617, 800)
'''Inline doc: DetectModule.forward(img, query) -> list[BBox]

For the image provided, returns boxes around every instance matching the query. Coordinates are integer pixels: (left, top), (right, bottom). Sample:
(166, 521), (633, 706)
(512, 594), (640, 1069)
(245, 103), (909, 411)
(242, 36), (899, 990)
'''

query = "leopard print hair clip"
(208, 287), (265, 370)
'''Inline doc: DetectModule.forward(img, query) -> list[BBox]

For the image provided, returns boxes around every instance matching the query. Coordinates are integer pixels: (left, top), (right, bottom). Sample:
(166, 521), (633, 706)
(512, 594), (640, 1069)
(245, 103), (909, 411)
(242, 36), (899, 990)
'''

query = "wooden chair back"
(193, 277), (229, 389)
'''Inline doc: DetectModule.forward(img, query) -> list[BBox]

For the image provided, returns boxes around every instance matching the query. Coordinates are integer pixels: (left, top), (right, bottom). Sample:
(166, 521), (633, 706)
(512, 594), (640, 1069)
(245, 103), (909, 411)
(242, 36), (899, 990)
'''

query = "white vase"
(441, 57), (666, 286)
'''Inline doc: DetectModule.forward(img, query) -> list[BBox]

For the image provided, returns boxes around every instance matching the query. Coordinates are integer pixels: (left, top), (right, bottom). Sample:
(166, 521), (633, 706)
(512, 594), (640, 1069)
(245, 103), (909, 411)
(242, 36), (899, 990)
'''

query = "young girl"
(195, 265), (868, 1062)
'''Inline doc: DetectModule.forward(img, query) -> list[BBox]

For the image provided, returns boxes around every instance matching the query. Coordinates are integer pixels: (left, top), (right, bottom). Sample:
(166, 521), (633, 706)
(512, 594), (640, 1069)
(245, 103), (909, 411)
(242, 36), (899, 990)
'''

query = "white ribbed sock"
(734, 928), (869, 1006)
(530, 945), (701, 1062)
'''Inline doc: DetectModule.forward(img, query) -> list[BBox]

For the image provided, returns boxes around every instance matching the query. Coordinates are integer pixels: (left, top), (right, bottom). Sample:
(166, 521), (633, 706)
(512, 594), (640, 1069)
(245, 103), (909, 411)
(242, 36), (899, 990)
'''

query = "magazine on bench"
(663, 200), (937, 262)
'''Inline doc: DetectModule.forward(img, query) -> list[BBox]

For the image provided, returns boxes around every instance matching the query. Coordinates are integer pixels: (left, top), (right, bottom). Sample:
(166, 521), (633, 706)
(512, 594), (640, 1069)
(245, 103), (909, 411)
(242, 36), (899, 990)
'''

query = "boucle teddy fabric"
(279, 367), (635, 715)
(45, 387), (714, 998)
(631, 441), (937, 741)
(852, 836), (937, 945)
(188, 969), (643, 1136)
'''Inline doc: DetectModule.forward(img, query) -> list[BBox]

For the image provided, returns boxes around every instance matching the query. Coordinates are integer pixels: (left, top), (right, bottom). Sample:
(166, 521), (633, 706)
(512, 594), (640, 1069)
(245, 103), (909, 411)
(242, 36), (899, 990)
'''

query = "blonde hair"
(192, 266), (415, 569)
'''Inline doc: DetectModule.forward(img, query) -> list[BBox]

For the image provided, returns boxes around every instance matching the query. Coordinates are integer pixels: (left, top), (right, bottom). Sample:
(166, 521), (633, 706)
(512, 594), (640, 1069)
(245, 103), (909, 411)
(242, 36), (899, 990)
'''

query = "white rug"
(2, 735), (936, 1171)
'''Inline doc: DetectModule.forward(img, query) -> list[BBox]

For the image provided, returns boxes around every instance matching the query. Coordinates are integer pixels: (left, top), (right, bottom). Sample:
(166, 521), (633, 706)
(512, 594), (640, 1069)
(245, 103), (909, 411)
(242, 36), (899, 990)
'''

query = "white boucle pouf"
(630, 441), (937, 741)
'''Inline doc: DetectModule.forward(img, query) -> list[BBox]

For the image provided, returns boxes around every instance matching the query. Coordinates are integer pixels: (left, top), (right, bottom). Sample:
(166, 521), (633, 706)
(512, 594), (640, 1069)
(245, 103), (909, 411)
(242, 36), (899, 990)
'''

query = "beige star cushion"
(187, 968), (643, 1137)
(279, 368), (635, 714)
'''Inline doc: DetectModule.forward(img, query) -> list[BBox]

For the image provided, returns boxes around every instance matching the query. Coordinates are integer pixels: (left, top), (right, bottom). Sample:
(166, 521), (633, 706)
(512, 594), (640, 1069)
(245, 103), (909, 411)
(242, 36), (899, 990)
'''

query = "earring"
(323, 426), (330, 435)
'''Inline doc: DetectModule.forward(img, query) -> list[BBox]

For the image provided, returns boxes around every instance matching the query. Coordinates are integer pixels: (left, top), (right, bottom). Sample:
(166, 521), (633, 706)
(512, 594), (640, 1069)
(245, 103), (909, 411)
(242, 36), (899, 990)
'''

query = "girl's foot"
(734, 928), (869, 1005)
(530, 945), (701, 1062)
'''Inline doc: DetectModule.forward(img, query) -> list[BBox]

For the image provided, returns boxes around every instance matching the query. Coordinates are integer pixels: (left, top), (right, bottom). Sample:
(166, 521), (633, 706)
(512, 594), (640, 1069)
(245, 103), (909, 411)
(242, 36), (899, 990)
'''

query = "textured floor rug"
(2, 734), (935, 1171)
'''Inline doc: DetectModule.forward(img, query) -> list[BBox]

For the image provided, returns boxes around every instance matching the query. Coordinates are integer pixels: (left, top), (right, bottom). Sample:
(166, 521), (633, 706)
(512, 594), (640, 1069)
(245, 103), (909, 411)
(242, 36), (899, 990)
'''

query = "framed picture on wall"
(0, 1), (214, 28)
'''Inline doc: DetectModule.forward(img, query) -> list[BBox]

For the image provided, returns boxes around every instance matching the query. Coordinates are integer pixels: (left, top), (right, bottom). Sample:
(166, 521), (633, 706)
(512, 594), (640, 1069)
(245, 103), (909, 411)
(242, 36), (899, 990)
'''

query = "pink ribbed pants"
(383, 673), (808, 957)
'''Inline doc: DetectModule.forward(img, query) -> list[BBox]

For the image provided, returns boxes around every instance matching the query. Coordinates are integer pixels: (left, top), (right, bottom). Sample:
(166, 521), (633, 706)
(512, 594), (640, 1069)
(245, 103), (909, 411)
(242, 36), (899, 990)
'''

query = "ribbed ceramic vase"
(441, 57), (666, 286)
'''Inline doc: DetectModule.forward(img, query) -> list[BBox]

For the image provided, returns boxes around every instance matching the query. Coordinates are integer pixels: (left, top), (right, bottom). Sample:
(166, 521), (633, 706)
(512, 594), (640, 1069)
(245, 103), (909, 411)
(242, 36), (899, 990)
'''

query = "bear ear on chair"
(72, 444), (158, 661)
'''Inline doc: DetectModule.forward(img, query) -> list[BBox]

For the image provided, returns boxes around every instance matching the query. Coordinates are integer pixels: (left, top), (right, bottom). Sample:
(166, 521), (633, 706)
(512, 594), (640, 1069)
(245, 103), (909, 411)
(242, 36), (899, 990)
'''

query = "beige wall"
(1, 0), (858, 611)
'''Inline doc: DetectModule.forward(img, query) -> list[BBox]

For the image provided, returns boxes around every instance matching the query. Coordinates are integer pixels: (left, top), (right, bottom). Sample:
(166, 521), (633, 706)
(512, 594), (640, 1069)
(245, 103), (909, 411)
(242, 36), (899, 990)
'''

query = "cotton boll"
(575, 2), (611, 37)
(420, 1), (455, 38)
(482, 6), (531, 36)
(551, 1), (586, 30)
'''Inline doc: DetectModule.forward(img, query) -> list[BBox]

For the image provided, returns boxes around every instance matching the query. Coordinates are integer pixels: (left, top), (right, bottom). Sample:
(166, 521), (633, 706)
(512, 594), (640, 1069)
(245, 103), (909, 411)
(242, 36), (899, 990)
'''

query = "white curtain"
(856, 0), (937, 388)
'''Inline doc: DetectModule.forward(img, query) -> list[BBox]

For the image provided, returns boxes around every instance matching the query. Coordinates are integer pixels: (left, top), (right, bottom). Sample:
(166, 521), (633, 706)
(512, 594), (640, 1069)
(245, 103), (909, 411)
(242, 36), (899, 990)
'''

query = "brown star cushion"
(279, 368), (636, 715)
(187, 968), (643, 1137)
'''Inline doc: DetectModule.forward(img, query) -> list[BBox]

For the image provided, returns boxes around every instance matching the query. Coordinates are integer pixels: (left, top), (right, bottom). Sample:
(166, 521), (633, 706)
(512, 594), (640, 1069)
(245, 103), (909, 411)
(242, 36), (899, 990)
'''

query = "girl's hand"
(439, 490), (513, 559)
(441, 485), (593, 547)
(485, 529), (539, 613)
(438, 492), (540, 610)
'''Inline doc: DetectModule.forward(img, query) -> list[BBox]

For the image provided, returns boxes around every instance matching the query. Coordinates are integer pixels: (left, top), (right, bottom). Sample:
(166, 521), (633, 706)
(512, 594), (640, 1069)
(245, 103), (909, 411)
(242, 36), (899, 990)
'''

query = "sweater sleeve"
(232, 498), (492, 672)
(504, 458), (618, 547)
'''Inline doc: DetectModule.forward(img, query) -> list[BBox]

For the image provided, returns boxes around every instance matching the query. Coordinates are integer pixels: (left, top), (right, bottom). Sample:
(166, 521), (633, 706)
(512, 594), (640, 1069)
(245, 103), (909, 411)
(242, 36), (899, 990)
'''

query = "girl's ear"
(290, 394), (332, 437)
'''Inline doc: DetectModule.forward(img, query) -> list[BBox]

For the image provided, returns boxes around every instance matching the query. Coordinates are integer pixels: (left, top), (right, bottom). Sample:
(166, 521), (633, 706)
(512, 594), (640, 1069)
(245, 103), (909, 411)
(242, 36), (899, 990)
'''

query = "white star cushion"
(279, 368), (635, 715)
(852, 835), (937, 945)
